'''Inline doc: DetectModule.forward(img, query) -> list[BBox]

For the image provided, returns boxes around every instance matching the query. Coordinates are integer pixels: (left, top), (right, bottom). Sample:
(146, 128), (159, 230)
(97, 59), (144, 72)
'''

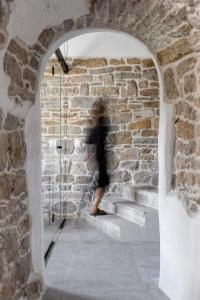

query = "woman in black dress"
(86, 100), (110, 216)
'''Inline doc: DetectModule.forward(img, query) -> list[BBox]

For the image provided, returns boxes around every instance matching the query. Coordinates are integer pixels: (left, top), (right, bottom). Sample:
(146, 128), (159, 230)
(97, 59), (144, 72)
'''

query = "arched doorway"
(30, 30), (164, 298)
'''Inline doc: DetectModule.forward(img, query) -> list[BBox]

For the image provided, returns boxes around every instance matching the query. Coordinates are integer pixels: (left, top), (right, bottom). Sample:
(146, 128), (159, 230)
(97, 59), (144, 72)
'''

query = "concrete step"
(81, 209), (159, 242)
(123, 185), (158, 209)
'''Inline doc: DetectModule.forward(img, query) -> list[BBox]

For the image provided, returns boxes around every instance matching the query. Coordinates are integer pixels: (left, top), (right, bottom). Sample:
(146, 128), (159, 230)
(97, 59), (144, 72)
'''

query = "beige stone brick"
(127, 58), (141, 64)
(176, 120), (195, 140)
(157, 38), (192, 66)
(177, 57), (197, 79)
(110, 58), (125, 65)
(91, 86), (119, 96)
(164, 68), (179, 100)
(72, 58), (107, 68)
(128, 118), (152, 130)
(142, 59), (155, 68)
(139, 88), (159, 97)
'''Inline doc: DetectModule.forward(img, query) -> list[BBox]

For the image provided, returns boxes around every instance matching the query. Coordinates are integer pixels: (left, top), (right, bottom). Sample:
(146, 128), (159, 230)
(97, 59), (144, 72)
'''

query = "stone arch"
(2, 1), (200, 298)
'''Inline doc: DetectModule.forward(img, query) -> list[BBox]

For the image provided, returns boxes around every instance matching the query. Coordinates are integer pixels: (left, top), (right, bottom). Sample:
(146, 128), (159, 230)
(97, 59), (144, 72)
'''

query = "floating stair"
(81, 185), (159, 242)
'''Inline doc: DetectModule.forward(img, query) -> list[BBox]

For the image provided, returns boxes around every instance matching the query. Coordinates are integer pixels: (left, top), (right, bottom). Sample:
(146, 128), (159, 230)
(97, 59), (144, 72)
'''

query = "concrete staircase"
(81, 185), (159, 242)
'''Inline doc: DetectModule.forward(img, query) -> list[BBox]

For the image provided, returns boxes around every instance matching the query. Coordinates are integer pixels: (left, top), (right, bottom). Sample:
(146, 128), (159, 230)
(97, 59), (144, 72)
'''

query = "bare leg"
(90, 187), (105, 214)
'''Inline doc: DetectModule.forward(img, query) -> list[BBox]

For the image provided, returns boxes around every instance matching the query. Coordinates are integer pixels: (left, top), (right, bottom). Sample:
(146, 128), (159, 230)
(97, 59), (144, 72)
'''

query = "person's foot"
(90, 209), (107, 216)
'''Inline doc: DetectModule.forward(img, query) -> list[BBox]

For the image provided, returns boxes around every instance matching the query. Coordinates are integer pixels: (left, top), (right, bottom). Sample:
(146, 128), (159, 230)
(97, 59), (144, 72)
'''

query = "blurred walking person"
(85, 99), (110, 216)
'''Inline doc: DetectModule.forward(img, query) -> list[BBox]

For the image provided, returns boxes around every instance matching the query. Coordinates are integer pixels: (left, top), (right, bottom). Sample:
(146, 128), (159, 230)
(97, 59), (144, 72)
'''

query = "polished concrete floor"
(43, 219), (168, 300)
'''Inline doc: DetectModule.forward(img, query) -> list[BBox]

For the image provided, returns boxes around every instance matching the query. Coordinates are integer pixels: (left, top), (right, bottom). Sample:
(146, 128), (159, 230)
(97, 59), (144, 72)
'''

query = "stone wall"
(0, 0), (200, 299)
(40, 57), (159, 213)
(0, 112), (32, 299)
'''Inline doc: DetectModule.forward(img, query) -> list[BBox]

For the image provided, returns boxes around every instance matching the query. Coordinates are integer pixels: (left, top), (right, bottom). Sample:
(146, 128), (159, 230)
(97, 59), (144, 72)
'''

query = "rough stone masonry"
(0, 0), (200, 299)
(40, 57), (159, 215)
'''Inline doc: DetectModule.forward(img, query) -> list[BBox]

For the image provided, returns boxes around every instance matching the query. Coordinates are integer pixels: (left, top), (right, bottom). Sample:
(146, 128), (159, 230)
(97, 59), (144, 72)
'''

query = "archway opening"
(37, 29), (165, 299)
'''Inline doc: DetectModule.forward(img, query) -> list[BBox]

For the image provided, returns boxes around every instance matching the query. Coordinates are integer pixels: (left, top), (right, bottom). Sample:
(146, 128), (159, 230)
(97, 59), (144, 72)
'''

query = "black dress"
(86, 116), (110, 188)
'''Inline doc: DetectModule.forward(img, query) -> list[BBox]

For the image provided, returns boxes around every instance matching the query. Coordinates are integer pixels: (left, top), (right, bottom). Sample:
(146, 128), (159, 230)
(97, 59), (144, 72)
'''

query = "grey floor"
(43, 219), (168, 300)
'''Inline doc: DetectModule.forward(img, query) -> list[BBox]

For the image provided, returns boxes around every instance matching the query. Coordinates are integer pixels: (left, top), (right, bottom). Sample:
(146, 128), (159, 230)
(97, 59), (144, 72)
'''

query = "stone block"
(143, 101), (159, 108)
(141, 129), (158, 137)
(0, 133), (8, 171)
(16, 252), (31, 285)
(0, 32), (6, 47)
(109, 58), (125, 65)
(13, 169), (27, 196)
(112, 112), (132, 125)
(115, 72), (141, 80)
(89, 67), (115, 74)
(132, 109), (155, 119)
(133, 137), (158, 145)
(20, 235), (30, 255)
(8, 84), (35, 103)
(68, 75), (93, 84)
(100, 74), (114, 86)
(80, 83), (89, 96)
(8, 38), (28, 64)
(176, 101), (196, 120)
(26, 273), (43, 300)
(128, 118), (152, 130)
(18, 214), (30, 237)
(177, 57), (197, 79)
(139, 88), (159, 97)
(107, 150), (119, 170)
(76, 176), (93, 184)
(111, 170), (131, 183)
(176, 120), (195, 140)
(63, 19), (74, 30)
(164, 68), (179, 100)
(108, 131), (132, 145)
(0, 173), (14, 199)
(127, 58), (141, 64)
(23, 68), (36, 90)
(4, 228), (18, 263)
(38, 28), (55, 48)
(120, 160), (139, 171)
(142, 59), (155, 68)
(138, 80), (148, 89)
(4, 53), (23, 87)
(134, 171), (151, 184)
(68, 68), (87, 75)
(184, 73), (197, 94)
(116, 66), (132, 71)
(29, 55), (39, 70)
(157, 38), (192, 65)
(142, 68), (158, 81)
(71, 162), (86, 175)
(127, 80), (137, 96)
(66, 86), (79, 96)
(56, 174), (74, 184)
(72, 58), (107, 68)
(120, 148), (140, 161)
(150, 81), (159, 87)
(91, 86), (119, 96)
(4, 113), (23, 131)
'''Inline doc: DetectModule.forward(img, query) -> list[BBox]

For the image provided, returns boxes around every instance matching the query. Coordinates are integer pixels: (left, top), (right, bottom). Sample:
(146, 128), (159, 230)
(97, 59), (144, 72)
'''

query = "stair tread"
(115, 201), (157, 214)
(82, 209), (143, 229)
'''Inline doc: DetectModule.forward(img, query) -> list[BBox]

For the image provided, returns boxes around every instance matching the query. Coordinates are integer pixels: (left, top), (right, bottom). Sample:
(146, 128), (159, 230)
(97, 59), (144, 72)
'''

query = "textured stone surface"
(184, 73), (197, 94)
(8, 38), (28, 64)
(38, 28), (55, 48)
(73, 58), (107, 68)
(128, 119), (151, 130)
(164, 68), (179, 100)
(108, 131), (132, 145)
(177, 57), (197, 79)
(157, 38), (192, 66)
(3, 2), (200, 296)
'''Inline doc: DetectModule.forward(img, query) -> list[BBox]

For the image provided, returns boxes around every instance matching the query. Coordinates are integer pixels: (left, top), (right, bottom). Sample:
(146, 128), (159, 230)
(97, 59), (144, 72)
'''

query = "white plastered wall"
(0, 1), (199, 299)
